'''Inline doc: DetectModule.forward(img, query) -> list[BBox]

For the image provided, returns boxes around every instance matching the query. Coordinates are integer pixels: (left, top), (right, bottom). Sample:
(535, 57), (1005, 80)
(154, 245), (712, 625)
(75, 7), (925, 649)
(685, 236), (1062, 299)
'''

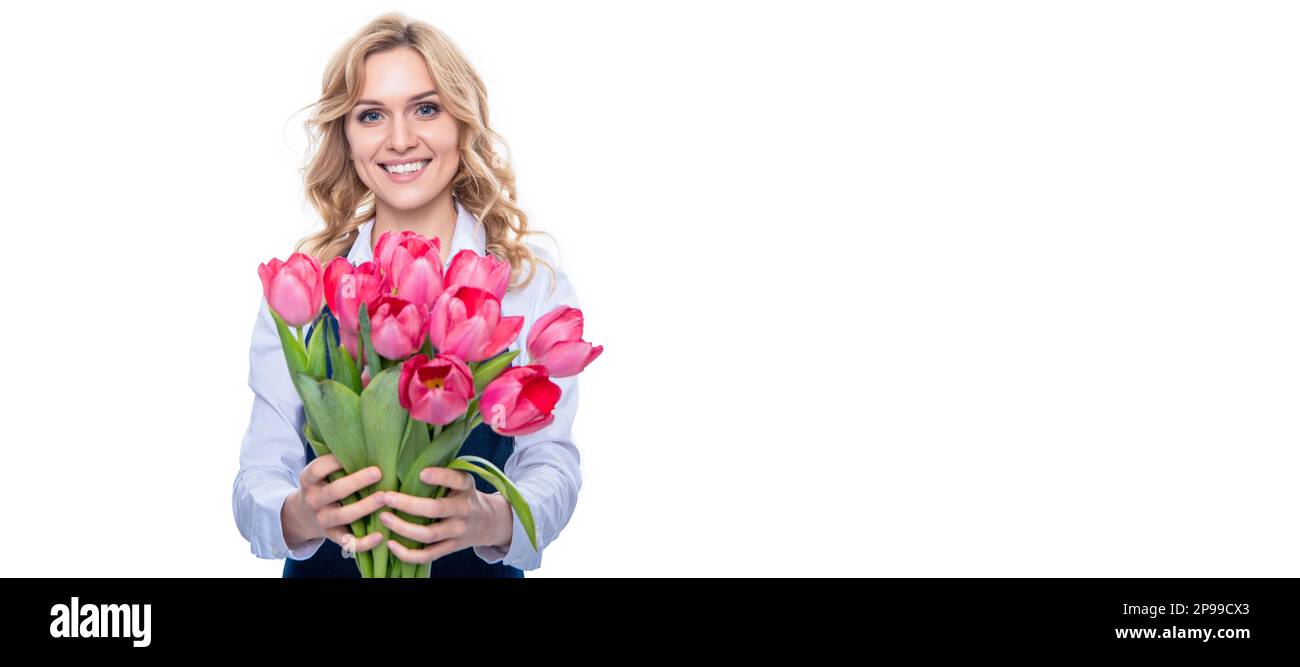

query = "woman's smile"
(380, 158), (431, 183)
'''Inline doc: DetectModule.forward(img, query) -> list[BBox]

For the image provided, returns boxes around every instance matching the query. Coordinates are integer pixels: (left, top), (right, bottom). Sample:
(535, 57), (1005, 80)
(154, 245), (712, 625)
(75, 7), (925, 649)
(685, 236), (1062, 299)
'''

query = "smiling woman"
(290, 12), (556, 290)
(233, 12), (588, 580)
(344, 47), (460, 249)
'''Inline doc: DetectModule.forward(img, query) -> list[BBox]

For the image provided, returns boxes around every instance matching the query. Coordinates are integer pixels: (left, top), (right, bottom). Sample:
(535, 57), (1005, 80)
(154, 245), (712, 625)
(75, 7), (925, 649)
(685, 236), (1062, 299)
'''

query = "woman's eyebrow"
(354, 89), (438, 107)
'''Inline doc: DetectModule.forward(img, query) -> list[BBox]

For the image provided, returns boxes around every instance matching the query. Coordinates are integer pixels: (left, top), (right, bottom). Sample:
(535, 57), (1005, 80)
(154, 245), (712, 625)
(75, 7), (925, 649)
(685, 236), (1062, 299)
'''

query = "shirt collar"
(346, 196), (486, 265)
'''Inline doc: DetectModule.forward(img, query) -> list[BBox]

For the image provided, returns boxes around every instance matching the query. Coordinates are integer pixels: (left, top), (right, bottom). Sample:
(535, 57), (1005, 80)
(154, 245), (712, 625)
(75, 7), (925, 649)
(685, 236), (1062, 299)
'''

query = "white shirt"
(232, 197), (583, 571)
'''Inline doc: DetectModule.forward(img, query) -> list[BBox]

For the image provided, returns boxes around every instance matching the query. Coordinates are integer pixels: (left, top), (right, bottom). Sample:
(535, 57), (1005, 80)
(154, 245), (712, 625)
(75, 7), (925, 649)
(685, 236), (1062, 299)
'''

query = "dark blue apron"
(283, 306), (524, 578)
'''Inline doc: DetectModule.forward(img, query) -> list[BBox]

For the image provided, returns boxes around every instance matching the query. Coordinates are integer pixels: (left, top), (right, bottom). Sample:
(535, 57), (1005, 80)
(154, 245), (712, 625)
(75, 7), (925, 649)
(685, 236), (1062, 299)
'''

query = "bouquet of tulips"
(257, 230), (602, 577)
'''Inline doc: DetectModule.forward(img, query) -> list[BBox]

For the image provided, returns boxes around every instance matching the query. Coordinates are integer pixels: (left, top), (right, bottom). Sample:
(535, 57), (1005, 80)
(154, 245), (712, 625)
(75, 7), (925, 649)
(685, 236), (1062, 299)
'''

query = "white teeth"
(384, 160), (428, 174)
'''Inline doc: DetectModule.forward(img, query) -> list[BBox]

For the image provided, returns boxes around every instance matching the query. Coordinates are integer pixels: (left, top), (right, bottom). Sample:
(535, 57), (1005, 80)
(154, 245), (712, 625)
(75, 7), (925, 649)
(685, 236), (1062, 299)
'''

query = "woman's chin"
(381, 190), (440, 209)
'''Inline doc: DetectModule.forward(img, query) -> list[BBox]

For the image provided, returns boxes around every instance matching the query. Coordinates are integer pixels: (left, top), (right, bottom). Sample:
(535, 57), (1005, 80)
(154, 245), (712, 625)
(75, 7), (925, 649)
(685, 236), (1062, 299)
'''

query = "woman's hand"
(283, 454), (388, 556)
(380, 467), (513, 564)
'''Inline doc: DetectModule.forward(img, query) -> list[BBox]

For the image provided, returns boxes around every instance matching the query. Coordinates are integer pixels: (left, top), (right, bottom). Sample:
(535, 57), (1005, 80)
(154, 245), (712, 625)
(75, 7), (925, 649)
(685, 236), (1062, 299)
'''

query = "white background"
(0, 1), (1296, 577)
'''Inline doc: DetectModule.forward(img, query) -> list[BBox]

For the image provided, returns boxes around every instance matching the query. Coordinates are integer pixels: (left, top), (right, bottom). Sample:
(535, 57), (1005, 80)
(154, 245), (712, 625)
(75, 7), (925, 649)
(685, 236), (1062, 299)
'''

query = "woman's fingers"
(301, 454), (341, 486)
(420, 467), (476, 491)
(326, 526), (385, 554)
(325, 525), (356, 554)
(381, 491), (466, 520)
(322, 491), (388, 528)
(318, 466), (383, 506)
(388, 536), (463, 565)
(353, 532), (385, 553)
(381, 510), (466, 544)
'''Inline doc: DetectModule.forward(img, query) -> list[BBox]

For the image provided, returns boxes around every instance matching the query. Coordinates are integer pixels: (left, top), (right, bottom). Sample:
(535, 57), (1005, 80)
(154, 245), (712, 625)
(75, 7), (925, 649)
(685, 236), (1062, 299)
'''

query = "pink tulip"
(428, 286), (523, 362)
(339, 327), (360, 362)
(445, 249), (511, 301)
(398, 353), (476, 426)
(324, 258), (384, 333)
(258, 253), (324, 327)
(526, 306), (603, 378)
(373, 230), (423, 276)
(374, 230), (444, 309)
(479, 365), (561, 436)
(369, 295), (427, 360)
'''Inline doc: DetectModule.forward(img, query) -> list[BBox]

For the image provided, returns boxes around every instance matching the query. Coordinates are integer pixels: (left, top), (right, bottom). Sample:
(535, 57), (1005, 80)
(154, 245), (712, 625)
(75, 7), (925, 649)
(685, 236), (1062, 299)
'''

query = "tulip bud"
(445, 249), (511, 301)
(479, 365), (560, 436)
(526, 306), (603, 378)
(428, 286), (523, 362)
(374, 230), (444, 308)
(369, 295), (427, 360)
(397, 353), (476, 426)
(258, 253), (324, 327)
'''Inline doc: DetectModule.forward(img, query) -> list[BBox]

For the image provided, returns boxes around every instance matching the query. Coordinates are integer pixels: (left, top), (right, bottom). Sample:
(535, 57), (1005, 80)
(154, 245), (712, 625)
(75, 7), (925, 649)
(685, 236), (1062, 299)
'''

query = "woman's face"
(345, 46), (460, 210)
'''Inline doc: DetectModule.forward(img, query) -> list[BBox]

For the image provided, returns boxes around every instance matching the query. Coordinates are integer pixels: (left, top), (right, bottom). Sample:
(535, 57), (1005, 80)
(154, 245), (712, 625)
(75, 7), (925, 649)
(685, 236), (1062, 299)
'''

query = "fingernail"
(370, 468), (382, 481)
(381, 513), (392, 525)
(383, 493), (395, 505)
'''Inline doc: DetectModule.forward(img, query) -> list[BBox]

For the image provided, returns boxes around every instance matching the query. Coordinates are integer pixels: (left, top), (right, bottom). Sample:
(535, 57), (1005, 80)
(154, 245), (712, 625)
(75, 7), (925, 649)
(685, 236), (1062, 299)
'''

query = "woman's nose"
(388, 118), (416, 151)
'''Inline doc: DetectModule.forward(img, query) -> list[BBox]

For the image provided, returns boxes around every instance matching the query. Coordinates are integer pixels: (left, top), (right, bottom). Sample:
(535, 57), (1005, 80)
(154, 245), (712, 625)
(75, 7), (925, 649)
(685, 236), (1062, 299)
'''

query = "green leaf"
(301, 419), (331, 458)
(473, 348), (520, 393)
(304, 419), (365, 498)
(357, 302), (383, 378)
(304, 418), (373, 577)
(385, 419), (477, 562)
(322, 311), (334, 356)
(290, 372), (367, 476)
(360, 364), (419, 579)
(305, 312), (328, 378)
(294, 372), (376, 572)
(449, 455), (538, 551)
(397, 420), (471, 498)
(360, 366), (405, 493)
(396, 416), (431, 488)
(331, 337), (362, 394)
(270, 308), (307, 376)
(321, 311), (337, 379)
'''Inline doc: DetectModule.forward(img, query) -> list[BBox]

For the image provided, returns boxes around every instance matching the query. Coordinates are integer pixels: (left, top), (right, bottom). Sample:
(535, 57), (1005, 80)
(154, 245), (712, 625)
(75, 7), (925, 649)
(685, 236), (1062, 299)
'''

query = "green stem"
(305, 418), (372, 577)
(327, 471), (374, 577)
(371, 513), (391, 579)
(402, 485), (452, 579)
(399, 415), (413, 458)
(379, 416), (418, 578)
(354, 516), (373, 578)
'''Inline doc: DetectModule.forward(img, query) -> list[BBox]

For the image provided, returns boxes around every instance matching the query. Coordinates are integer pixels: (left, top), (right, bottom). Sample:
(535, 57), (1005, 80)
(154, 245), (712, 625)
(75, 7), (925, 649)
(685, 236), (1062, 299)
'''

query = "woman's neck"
(370, 191), (457, 264)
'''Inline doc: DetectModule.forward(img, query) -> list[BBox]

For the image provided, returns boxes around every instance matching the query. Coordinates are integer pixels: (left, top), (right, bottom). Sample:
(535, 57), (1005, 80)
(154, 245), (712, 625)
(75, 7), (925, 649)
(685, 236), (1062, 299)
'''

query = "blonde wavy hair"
(292, 12), (555, 295)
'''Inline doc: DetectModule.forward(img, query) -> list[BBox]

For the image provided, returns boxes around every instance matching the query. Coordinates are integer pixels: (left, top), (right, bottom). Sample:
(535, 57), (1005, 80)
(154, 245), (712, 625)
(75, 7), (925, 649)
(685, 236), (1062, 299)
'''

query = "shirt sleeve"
(472, 249), (585, 571)
(231, 295), (326, 561)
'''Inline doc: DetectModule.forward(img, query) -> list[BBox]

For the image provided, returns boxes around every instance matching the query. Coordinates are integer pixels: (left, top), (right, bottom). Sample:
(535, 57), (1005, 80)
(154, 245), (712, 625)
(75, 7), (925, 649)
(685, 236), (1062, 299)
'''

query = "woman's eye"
(357, 104), (437, 124)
